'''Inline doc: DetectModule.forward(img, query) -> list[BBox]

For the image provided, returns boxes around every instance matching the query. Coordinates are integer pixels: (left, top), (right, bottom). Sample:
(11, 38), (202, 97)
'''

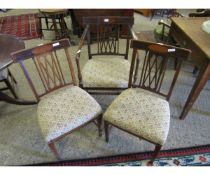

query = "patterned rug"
(0, 13), (42, 40)
(32, 144), (210, 166)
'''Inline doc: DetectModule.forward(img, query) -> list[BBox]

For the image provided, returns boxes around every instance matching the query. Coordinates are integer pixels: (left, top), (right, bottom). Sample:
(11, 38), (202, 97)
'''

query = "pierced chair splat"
(75, 16), (136, 94)
(103, 40), (191, 164)
(11, 39), (103, 160)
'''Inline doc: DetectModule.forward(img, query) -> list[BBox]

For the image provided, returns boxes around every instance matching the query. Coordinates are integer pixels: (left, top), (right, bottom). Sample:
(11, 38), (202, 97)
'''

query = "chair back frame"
(82, 16), (134, 60)
(75, 16), (136, 94)
(129, 40), (191, 101)
(12, 39), (76, 101)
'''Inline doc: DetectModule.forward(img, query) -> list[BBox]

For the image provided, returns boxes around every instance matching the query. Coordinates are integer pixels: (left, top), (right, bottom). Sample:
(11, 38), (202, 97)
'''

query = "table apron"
(169, 22), (209, 68)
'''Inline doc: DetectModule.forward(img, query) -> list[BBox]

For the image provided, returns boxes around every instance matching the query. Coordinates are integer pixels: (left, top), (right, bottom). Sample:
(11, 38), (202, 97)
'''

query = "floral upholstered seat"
(103, 40), (191, 163)
(82, 57), (130, 88)
(11, 39), (104, 160)
(103, 88), (170, 145)
(75, 16), (135, 94)
(37, 86), (102, 142)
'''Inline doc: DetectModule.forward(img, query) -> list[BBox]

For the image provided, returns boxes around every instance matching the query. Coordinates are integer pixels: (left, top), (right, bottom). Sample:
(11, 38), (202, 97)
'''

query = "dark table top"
(0, 34), (25, 71)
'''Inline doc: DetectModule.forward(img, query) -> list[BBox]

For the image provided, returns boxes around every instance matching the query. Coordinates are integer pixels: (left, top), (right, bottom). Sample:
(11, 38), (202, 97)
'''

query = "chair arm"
(156, 19), (172, 41)
(75, 25), (89, 86)
(129, 26), (138, 40)
(158, 19), (171, 28)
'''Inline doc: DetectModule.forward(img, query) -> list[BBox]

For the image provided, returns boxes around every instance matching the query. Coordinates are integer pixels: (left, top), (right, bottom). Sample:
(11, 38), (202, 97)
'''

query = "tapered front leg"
(104, 121), (109, 142)
(148, 144), (162, 164)
(48, 141), (61, 160)
(97, 114), (103, 137)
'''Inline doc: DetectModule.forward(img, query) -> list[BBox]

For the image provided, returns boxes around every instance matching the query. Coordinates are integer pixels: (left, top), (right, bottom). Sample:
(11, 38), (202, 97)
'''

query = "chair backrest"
(129, 40), (191, 101)
(82, 16), (134, 60)
(11, 39), (76, 101)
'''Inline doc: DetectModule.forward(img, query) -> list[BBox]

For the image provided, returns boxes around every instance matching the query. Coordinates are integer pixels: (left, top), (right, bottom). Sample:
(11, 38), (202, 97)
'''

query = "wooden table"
(0, 34), (36, 105)
(0, 34), (25, 71)
(169, 17), (210, 119)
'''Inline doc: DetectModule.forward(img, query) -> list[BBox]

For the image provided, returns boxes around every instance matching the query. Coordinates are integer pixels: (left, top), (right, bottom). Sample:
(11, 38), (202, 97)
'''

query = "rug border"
(25, 144), (210, 166)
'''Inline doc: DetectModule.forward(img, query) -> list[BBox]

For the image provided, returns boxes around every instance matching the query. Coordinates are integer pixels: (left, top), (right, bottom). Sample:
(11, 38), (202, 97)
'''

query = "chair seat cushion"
(103, 88), (170, 145)
(81, 56), (130, 88)
(37, 86), (102, 142)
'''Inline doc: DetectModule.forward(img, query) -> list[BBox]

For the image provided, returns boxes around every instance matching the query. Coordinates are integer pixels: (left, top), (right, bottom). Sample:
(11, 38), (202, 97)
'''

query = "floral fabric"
(82, 56), (130, 88)
(103, 88), (170, 145)
(37, 86), (102, 142)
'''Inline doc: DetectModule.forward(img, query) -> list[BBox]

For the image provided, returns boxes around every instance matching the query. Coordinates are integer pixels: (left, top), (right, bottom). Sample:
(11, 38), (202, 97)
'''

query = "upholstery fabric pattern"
(37, 86), (102, 142)
(103, 88), (170, 145)
(81, 56), (130, 88)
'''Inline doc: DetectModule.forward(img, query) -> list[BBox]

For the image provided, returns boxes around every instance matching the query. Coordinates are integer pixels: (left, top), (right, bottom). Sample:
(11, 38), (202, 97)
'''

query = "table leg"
(0, 91), (37, 105)
(179, 63), (210, 119)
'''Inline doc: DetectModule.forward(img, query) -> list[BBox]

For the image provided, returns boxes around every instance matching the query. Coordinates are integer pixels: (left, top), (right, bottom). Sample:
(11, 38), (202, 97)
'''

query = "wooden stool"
(39, 9), (69, 39)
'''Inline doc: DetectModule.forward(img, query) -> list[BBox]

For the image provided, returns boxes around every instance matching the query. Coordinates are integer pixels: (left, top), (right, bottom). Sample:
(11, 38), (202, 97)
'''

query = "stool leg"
(45, 17), (49, 29)
(51, 17), (59, 39)
(60, 16), (69, 38)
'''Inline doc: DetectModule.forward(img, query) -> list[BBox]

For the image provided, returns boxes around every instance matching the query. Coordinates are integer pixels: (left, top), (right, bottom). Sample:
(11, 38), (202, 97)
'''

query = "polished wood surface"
(0, 34), (25, 71)
(169, 17), (210, 119)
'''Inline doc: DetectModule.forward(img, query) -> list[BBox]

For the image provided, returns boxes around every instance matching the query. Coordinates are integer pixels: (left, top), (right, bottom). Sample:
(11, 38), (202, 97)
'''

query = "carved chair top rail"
(12, 39), (71, 62)
(130, 40), (191, 61)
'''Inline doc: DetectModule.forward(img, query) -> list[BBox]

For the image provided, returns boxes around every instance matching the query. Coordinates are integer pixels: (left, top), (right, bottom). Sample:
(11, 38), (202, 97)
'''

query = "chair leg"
(174, 57), (178, 70)
(4, 79), (18, 99)
(8, 69), (17, 84)
(104, 121), (109, 142)
(148, 145), (162, 164)
(48, 141), (61, 160)
(97, 114), (103, 137)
